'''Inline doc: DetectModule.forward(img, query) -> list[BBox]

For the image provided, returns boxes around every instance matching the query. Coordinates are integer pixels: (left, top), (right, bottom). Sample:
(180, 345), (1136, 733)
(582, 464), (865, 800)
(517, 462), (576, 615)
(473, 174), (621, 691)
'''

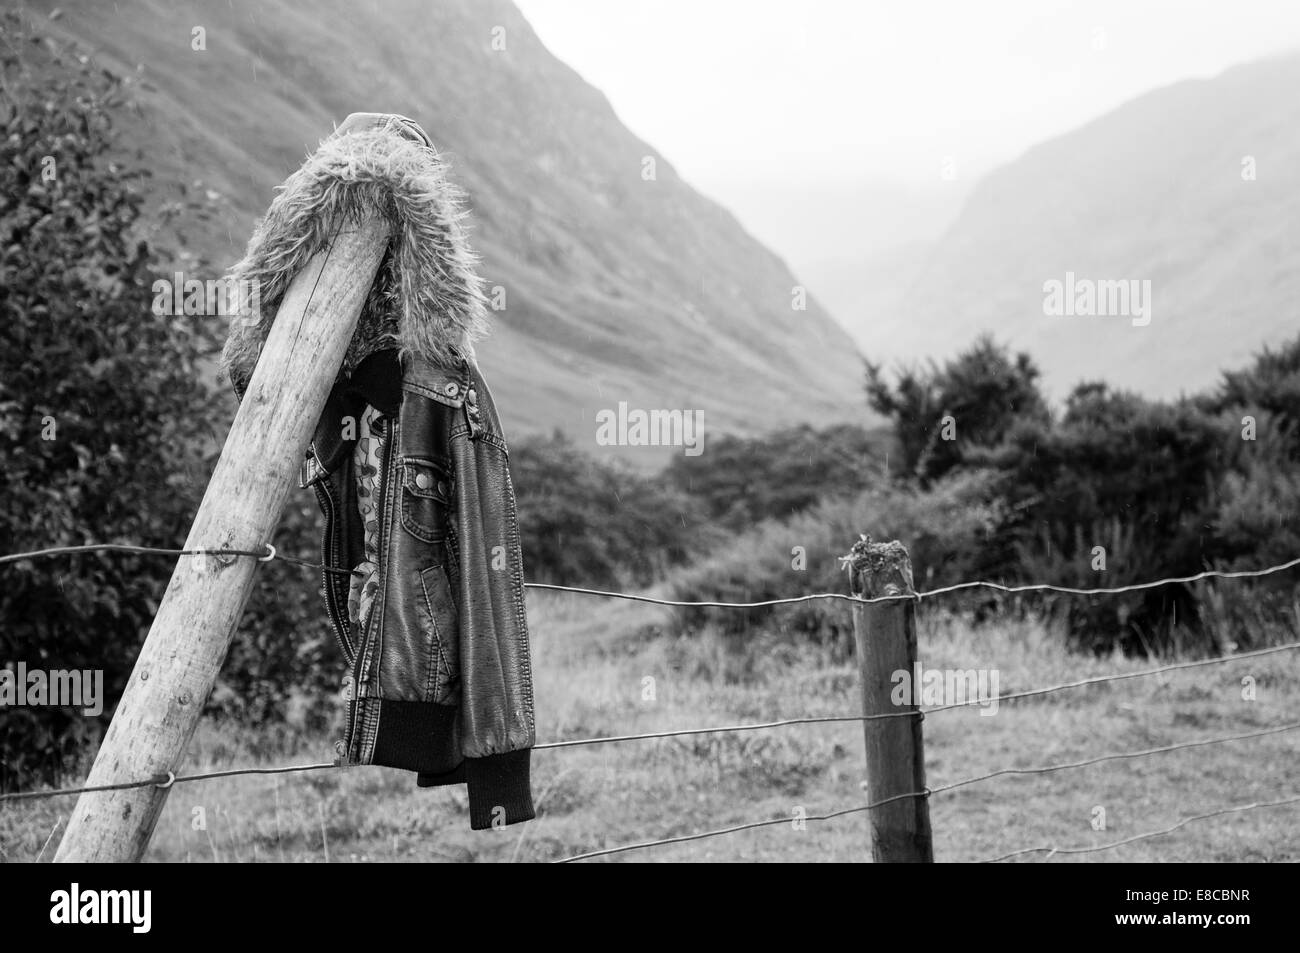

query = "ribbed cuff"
(369, 699), (460, 774)
(465, 749), (535, 830)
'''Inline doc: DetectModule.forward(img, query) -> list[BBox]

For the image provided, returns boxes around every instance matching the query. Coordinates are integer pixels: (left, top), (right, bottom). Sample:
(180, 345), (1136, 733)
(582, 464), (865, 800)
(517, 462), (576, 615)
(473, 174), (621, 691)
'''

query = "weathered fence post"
(845, 536), (934, 862)
(54, 213), (390, 863)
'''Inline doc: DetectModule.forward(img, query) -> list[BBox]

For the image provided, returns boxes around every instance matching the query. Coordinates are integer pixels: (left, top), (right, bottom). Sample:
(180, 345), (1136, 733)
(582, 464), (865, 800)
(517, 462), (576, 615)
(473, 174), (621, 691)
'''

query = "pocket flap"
(402, 457), (452, 503)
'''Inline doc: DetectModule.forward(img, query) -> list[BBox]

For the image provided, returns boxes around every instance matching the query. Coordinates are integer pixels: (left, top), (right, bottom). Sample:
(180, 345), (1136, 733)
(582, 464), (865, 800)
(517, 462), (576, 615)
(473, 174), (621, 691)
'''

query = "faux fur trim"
(220, 119), (488, 396)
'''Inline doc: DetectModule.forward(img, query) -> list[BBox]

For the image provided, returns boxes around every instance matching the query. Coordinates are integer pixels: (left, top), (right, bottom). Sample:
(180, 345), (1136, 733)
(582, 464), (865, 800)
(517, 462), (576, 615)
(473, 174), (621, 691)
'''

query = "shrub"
(0, 24), (223, 788)
(985, 383), (1231, 654)
(865, 334), (1049, 484)
(511, 431), (719, 590)
(664, 422), (888, 531)
(666, 470), (1007, 660)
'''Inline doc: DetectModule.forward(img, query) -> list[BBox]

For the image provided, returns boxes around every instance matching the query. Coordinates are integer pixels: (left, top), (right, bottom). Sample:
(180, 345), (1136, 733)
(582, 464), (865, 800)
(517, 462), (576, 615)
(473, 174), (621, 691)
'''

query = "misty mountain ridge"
(826, 51), (1300, 401)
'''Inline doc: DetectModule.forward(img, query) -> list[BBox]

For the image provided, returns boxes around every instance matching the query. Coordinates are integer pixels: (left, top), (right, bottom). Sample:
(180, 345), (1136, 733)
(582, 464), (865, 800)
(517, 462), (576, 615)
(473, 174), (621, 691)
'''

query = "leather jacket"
(300, 349), (535, 830)
(220, 111), (534, 829)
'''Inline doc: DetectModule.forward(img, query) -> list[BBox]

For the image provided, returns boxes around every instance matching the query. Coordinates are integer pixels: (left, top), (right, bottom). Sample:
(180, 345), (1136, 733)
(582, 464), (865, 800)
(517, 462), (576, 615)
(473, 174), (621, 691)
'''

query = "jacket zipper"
(312, 478), (354, 662)
(347, 415), (399, 761)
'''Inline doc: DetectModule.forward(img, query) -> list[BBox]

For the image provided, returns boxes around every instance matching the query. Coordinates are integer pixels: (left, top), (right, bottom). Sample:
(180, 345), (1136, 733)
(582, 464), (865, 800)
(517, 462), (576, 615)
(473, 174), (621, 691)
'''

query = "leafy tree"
(0, 21), (225, 788)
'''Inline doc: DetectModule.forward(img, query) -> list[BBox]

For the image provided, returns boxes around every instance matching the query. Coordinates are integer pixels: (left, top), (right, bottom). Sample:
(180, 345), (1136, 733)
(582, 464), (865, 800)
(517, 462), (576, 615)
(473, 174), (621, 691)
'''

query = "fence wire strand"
(981, 793), (1300, 863)
(533, 712), (914, 751)
(921, 640), (1300, 714)
(555, 791), (927, 863)
(5, 543), (1300, 607)
(4, 643), (1297, 804)
(0, 542), (349, 576)
(553, 722), (1300, 862)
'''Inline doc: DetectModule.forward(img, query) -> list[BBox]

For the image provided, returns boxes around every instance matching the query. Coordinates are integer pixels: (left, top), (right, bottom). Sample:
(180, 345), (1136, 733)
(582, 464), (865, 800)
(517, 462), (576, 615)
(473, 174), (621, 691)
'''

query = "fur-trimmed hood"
(221, 113), (488, 395)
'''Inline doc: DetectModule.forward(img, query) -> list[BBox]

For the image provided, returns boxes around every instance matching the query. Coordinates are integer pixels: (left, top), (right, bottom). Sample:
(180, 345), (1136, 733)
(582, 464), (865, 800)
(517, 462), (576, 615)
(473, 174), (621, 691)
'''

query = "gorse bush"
(667, 471), (1006, 661)
(987, 383), (1233, 653)
(1198, 340), (1300, 647)
(865, 333), (1049, 485)
(863, 336), (1300, 655)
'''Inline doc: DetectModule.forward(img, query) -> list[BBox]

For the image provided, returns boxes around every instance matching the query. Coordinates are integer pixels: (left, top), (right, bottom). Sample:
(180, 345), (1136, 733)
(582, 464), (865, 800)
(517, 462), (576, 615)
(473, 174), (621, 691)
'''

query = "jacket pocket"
(418, 563), (460, 705)
(399, 456), (452, 543)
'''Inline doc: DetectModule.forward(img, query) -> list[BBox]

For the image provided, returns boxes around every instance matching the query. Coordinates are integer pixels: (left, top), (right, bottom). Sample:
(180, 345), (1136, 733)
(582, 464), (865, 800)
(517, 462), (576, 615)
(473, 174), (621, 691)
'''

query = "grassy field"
(3, 589), (1298, 863)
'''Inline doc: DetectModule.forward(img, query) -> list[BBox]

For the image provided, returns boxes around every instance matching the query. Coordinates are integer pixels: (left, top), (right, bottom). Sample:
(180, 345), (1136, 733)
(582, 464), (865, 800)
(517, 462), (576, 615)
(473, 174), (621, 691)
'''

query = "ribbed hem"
(465, 750), (535, 830)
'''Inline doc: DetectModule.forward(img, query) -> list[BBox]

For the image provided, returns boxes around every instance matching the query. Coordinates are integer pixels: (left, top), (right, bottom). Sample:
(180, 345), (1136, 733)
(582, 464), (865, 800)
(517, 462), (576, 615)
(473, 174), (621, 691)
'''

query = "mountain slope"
(838, 54), (1300, 398)
(19, 0), (865, 462)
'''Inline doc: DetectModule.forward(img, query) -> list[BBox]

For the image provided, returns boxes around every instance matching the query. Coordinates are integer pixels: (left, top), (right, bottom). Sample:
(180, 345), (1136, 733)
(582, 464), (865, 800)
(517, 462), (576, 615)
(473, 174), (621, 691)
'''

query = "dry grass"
(3, 590), (1298, 863)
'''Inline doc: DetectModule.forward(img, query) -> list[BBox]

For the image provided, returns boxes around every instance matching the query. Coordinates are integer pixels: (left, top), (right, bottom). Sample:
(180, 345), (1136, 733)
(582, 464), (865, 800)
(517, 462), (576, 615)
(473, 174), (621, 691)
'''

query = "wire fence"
(3, 539), (1299, 862)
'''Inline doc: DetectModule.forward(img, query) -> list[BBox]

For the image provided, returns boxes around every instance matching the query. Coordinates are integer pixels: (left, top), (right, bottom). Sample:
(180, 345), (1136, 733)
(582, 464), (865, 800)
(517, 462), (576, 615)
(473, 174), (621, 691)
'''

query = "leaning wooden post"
(54, 214), (390, 863)
(844, 536), (934, 863)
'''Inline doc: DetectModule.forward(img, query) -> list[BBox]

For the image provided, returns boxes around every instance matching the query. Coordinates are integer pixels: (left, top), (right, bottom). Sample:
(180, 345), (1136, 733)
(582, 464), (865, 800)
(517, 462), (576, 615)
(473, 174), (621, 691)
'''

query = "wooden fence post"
(845, 536), (934, 862)
(54, 213), (390, 862)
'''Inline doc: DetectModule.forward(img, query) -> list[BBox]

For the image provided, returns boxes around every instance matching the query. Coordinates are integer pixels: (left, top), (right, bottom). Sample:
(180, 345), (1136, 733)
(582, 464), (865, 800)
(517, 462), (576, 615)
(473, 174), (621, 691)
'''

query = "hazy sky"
(516, 0), (1300, 199)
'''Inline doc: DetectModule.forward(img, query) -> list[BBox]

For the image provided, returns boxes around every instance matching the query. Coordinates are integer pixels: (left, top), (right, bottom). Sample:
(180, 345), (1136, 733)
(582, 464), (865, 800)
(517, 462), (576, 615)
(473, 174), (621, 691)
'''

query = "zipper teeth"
(347, 416), (397, 762)
(361, 417), (397, 683)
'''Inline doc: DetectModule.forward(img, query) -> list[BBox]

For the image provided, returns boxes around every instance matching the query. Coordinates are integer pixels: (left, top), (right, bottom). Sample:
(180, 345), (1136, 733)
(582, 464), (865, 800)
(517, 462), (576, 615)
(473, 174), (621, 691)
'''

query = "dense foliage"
(862, 336), (1300, 654)
(510, 431), (717, 589)
(864, 334), (1049, 484)
(0, 34), (223, 786)
(664, 423), (888, 530)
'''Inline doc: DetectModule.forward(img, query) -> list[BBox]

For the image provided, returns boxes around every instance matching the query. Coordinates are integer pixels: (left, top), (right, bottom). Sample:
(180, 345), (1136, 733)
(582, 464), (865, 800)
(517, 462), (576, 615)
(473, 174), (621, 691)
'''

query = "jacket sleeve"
(450, 419), (536, 828)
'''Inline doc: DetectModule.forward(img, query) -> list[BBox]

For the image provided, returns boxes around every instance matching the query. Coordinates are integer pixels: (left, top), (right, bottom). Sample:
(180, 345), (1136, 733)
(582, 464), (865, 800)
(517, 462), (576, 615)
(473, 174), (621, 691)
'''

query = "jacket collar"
(401, 354), (472, 409)
(221, 114), (488, 397)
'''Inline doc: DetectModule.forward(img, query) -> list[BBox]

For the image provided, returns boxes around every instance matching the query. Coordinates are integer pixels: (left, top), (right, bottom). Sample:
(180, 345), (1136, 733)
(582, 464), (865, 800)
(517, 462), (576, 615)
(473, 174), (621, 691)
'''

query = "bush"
(865, 334), (1049, 484)
(1200, 338), (1300, 648)
(511, 431), (719, 589)
(667, 470), (1007, 660)
(664, 422), (888, 531)
(0, 24), (223, 789)
(209, 495), (339, 730)
(983, 383), (1231, 654)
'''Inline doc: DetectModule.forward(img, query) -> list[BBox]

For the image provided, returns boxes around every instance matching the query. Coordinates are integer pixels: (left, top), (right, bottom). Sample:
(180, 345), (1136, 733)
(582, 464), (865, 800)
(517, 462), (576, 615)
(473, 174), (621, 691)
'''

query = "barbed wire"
(913, 556), (1300, 600)
(921, 640), (1300, 713)
(927, 722), (1300, 796)
(5, 539), (1299, 863)
(443, 558), (1300, 606)
(555, 791), (927, 863)
(981, 793), (1300, 863)
(4, 543), (1299, 607)
(0, 761), (339, 803)
(553, 722), (1300, 862)
(0, 542), (349, 576)
(5, 641), (1296, 804)
(536, 641), (1300, 747)
(533, 712), (913, 750)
